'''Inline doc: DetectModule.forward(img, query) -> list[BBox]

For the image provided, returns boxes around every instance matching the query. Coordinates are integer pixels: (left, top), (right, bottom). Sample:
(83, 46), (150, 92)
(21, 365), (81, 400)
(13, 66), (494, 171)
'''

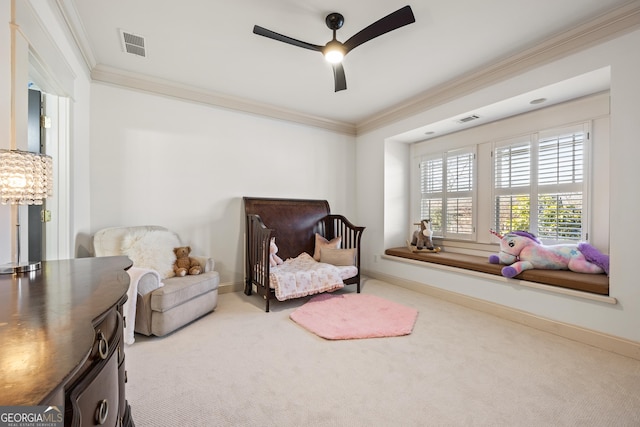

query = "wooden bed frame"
(244, 197), (365, 312)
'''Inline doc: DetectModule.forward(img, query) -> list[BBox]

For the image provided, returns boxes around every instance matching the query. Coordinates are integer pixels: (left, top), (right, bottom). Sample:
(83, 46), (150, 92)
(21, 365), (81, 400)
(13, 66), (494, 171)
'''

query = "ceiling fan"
(253, 5), (415, 92)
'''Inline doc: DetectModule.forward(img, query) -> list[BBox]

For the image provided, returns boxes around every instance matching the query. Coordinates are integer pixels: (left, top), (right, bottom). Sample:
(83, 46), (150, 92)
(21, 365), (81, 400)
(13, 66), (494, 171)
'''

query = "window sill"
(384, 247), (614, 304)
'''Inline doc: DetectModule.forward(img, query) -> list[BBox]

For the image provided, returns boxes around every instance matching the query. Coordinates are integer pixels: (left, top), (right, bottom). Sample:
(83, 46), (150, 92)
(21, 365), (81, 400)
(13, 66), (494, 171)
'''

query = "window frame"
(409, 92), (608, 253)
(414, 122), (593, 247)
(419, 146), (477, 241)
(492, 122), (591, 244)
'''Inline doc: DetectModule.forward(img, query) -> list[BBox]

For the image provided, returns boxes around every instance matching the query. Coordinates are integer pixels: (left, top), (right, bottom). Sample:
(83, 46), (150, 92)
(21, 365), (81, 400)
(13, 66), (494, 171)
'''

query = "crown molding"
(356, 0), (640, 135)
(91, 65), (357, 136)
(54, 0), (96, 70)
(58, 0), (640, 137)
(15, 0), (77, 98)
(57, 0), (355, 135)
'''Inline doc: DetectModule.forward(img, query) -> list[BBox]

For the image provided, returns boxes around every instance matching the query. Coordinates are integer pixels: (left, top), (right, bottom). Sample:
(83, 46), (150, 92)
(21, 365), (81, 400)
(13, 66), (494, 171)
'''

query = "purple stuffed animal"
(489, 230), (609, 278)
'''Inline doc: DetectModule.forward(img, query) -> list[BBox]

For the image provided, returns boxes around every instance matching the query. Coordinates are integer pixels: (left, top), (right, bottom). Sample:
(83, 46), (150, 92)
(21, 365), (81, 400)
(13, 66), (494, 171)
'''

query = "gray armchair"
(93, 226), (219, 339)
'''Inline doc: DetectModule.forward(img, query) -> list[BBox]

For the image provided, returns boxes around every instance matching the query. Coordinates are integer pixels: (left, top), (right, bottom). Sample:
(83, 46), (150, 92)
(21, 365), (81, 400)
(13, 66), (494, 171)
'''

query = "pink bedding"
(269, 253), (358, 301)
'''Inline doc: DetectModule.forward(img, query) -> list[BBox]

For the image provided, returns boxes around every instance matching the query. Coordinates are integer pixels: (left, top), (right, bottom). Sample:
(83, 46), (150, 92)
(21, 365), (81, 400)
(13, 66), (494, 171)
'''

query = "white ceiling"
(64, 0), (632, 139)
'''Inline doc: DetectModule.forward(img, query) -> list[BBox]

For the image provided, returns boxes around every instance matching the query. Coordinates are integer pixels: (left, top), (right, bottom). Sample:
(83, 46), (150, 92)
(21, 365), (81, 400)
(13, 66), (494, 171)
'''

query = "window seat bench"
(384, 247), (609, 296)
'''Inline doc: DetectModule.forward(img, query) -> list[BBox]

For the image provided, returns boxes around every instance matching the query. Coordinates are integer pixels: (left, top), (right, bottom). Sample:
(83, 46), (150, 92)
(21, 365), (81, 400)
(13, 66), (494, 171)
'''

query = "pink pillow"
(313, 233), (341, 261)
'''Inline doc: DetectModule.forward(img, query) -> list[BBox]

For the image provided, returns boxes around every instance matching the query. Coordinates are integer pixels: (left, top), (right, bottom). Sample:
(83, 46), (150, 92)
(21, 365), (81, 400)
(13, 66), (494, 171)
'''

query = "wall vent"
(120, 30), (146, 57)
(456, 114), (480, 124)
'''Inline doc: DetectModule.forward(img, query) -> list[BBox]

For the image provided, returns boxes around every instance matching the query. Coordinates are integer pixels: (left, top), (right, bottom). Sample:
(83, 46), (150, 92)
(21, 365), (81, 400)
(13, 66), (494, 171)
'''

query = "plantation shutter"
(420, 149), (475, 239)
(419, 154), (444, 235)
(536, 125), (586, 241)
(493, 138), (531, 233)
(445, 149), (475, 238)
(492, 123), (588, 243)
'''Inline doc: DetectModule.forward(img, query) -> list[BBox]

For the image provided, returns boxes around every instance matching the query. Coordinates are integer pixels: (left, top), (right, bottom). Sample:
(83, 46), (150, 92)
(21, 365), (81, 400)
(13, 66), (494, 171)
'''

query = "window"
(420, 148), (475, 239)
(411, 94), (607, 252)
(493, 124), (588, 243)
(494, 138), (532, 233)
(416, 124), (590, 245)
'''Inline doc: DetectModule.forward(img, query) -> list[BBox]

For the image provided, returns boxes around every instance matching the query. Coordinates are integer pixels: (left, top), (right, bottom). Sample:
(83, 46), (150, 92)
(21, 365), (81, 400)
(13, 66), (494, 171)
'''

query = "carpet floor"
(125, 278), (640, 426)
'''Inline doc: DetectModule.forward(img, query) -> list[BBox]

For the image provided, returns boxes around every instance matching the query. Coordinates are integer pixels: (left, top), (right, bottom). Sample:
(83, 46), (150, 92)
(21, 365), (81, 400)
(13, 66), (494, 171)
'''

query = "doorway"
(27, 88), (44, 262)
(26, 85), (67, 262)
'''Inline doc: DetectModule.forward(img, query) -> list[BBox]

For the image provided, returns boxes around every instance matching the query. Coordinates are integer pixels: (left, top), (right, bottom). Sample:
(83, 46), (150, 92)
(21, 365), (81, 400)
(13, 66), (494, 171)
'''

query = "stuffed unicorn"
(269, 237), (284, 267)
(488, 230), (609, 278)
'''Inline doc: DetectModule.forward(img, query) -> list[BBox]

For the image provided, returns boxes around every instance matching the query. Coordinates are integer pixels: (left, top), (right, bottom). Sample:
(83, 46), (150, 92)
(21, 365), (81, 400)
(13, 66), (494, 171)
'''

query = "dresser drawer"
(66, 306), (125, 426)
(69, 352), (119, 426)
(67, 308), (122, 387)
(92, 308), (120, 361)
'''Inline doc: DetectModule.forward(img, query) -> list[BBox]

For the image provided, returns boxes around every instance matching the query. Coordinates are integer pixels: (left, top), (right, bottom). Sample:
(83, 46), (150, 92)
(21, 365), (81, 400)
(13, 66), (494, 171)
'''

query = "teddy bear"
(269, 237), (284, 267)
(173, 246), (202, 276)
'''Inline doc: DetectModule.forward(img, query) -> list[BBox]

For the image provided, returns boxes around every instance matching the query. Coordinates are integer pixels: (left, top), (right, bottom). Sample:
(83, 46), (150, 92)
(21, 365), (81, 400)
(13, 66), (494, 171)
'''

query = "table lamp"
(0, 149), (53, 274)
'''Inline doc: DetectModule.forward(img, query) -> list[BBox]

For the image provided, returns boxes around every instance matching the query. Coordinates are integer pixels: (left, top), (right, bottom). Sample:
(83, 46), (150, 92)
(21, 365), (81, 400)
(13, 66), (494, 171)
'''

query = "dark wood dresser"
(0, 256), (135, 427)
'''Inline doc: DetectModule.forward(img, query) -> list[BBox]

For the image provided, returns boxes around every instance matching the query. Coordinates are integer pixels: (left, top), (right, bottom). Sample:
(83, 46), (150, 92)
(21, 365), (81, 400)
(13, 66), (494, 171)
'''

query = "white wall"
(1, 1), (92, 264)
(89, 84), (356, 285)
(0, 2), (12, 263)
(358, 29), (640, 343)
(4, 0), (638, 345)
(28, 1), (93, 261)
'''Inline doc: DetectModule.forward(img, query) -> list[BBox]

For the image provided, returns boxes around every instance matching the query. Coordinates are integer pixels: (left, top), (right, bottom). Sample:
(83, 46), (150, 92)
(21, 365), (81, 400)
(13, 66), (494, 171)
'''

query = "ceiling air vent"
(456, 114), (480, 124)
(120, 30), (146, 57)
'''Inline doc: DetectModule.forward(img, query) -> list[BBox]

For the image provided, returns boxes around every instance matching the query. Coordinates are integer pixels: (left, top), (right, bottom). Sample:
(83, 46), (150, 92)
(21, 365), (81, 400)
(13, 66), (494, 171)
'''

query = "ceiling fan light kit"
(323, 40), (345, 64)
(323, 13), (346, 64)
(253, 5), (415, 92)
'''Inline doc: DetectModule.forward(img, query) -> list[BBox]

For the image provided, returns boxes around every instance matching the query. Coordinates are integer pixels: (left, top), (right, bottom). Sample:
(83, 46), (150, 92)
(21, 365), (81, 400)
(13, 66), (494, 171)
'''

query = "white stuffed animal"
(269, 237), (284, 267)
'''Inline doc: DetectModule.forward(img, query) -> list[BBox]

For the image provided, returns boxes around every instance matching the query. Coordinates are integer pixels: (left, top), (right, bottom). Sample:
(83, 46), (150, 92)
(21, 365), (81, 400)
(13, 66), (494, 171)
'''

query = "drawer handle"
(95, 399), (109, 425)
(97, 331), (109, 360)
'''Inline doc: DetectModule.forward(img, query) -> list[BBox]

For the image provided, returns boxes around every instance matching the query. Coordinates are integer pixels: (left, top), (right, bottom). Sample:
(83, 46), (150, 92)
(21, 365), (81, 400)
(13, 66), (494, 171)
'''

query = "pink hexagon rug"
(290, 293), (418, 340)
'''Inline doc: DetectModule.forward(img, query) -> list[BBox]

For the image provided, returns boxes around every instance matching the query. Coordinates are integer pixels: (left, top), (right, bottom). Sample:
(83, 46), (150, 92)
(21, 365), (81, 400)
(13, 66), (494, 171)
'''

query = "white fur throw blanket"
(125, 267), (163, 344)
(269, 253), (345, 301)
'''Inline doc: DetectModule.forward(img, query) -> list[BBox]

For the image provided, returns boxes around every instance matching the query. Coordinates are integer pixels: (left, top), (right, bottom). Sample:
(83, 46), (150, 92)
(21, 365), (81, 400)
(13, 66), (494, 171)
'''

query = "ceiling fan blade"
(253, 25), (323, 52)
(332, 63), (347, 92)
(343, 5), (415, 54)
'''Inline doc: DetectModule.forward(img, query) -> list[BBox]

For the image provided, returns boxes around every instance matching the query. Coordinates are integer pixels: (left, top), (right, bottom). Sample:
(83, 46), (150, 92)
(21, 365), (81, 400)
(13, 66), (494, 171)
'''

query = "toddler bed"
(244, 197), (365, 312)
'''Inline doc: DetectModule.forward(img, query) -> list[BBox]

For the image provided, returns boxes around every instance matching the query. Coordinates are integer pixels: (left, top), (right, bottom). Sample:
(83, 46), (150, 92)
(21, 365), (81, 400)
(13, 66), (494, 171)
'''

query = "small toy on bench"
(488, 230), (609, 278)
(407, 219), (441, 253)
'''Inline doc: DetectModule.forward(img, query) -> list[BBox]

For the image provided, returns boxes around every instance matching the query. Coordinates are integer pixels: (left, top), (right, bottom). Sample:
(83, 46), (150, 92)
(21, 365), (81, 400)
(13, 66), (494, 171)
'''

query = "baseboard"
(218, 281), (244, 294)
(364, 270), (640, 361)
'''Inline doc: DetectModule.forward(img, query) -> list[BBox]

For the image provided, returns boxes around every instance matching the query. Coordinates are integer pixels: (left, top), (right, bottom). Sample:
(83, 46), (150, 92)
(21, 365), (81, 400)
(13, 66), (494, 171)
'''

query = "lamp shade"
(0, 149), (53, 205)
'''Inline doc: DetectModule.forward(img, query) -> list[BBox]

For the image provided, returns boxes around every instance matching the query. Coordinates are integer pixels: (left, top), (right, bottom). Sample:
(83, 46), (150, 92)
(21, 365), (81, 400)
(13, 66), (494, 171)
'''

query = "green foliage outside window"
(496, 193), (582, 240)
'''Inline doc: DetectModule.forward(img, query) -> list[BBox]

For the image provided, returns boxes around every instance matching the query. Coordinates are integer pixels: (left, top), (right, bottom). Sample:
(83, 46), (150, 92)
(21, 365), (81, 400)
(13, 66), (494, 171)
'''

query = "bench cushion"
(384, 247), (609, 295)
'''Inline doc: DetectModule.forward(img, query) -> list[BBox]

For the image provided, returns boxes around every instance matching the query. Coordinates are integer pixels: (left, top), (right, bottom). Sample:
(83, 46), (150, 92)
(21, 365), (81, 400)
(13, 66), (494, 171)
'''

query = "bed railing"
(245, 214), (273, 309)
